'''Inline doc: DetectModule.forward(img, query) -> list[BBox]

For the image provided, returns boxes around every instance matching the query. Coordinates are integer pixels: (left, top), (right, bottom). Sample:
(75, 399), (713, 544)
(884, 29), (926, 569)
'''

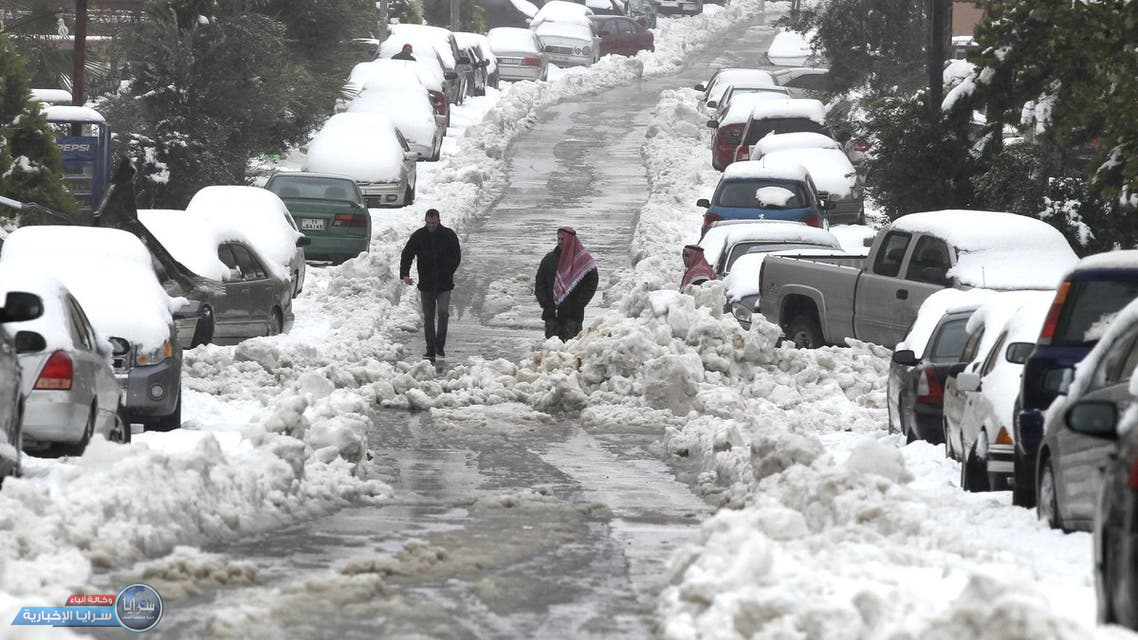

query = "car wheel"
(785, 313), (823, 349)
(109, 402), (131, 444)
(405, 186), (416, 206)
(960, 438), (990, 492)
(1037, 457), (1066, 530)
(149, 393), (182, 432)
(60, 405), (96, 457)
(191, 304), (214, 347)
(1011, 447), (1036, 508)
(266, 308), (283, 337)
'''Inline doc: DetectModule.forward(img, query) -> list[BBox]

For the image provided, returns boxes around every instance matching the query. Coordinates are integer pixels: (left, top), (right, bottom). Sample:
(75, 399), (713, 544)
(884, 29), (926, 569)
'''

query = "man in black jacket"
(392, 43), (416, 61)
(400, 209), (461, 361)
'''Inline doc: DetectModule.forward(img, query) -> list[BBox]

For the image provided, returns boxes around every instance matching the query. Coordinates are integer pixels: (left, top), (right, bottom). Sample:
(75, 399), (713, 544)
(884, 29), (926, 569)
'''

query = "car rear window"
(928, 317), (969, 363)
(716, 180), (806, 209)
(1053, 279), (1138, 346)
(743, 118), (827, 145)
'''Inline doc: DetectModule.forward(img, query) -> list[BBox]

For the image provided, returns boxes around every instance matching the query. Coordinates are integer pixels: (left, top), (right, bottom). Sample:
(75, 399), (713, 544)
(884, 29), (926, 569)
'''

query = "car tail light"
(995, 427), (1014, 445)
(735, 146), (749, 162)
(522, 57), (541, 67)
(802, 213), (824, 228)
(703, 212), (723, 228)
(332, 213), (368, 228)
(914, 366), (942, 405)
(34, 351), (73, 390)
(1128, 457), (1138, 490)
(428, 91), (448, 117)
(1037, 281), (1071, 346)
(852, 139), (870, 153)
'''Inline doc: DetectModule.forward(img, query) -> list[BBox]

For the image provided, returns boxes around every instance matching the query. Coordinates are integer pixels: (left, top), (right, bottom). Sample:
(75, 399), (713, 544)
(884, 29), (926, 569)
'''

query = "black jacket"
(535, 247), (598, 319)
(400, 225), (461, 292)
(392, 51), (416, 61)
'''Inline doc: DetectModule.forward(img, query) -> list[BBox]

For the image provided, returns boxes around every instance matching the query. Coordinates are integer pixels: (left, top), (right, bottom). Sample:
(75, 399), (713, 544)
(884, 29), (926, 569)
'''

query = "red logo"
(64, 595), (115, 606)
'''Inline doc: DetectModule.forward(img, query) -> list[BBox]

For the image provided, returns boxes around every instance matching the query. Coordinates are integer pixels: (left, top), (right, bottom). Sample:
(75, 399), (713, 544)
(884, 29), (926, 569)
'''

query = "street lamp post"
(71, 0), (88, 107)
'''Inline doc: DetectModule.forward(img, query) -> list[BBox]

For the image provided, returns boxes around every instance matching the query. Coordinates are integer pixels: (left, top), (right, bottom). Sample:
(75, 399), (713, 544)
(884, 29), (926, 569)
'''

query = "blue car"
(698, 160), (830, 236)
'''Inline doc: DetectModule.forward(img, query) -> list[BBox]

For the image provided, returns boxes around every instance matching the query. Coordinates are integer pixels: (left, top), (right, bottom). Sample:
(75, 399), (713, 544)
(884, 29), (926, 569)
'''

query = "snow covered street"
(2, 0), (1135, 638)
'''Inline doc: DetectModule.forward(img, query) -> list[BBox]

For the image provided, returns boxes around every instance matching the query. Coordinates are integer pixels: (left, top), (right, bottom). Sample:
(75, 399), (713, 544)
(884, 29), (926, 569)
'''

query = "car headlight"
(731, 302), (754, 323)
(136, 340), (173, 366)
(582, 45), (591, 55)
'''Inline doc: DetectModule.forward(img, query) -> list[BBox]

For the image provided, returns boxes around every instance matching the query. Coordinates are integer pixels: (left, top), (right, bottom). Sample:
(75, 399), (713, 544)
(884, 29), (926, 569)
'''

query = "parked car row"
(885, 248), (1138, 630)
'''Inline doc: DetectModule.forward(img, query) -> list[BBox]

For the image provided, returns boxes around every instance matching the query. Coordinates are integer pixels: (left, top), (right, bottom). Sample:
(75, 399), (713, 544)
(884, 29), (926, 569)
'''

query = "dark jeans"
(420, 289), (451, 355)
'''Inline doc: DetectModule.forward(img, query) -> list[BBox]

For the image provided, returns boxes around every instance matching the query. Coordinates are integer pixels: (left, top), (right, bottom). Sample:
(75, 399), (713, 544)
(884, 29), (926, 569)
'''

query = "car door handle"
(896, 289), (908, 300)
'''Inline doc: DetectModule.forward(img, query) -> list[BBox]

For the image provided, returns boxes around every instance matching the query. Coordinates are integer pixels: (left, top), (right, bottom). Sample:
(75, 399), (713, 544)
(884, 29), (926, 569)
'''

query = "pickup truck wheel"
(786, 314), (823, 349)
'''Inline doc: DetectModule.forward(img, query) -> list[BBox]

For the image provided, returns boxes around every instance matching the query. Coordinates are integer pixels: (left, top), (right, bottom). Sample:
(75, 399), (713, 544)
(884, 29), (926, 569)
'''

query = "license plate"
(300, 218), (325, 231)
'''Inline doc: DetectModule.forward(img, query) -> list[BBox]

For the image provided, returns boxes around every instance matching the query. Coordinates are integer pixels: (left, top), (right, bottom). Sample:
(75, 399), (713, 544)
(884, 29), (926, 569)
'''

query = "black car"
(1014, 250), (1138, 506)
(458, 45), (489, 97)
(888, 306), (977, 444)
(1063, 396), (1138, 630)
(0, 291), (44, 482)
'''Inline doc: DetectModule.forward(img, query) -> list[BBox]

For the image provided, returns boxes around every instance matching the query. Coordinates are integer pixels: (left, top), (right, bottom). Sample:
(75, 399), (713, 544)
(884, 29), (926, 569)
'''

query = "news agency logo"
(10, 583), (163, 632)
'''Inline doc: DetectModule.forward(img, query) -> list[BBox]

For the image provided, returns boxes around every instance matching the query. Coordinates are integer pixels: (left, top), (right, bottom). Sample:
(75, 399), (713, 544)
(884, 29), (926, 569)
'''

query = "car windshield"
(268, 177), (363, 205)
(1054, 279), (1138, 346)
(724, 242), (831, 271)
(716, 180), (806, 209)
(743, 117), (827, 145)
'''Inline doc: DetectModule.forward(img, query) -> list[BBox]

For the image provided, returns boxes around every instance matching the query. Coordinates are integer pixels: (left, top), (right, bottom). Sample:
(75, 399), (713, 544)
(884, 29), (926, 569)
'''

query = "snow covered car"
(1, 226), (185, 431)
(384, 24), (465, 104)
(0, 268), (127, 454)
(263, 173), (371, 265)
(889, 288), (994, 445)
(303, 112), (419, 209)
(709, 82), (791, 118)
(766, 31), (816, 67)
(591, 15), (654, 57)
(339, 58), (449, 129)
(0, 290), (44, 478)
(697, 160), (831, 233)
(698, 220), (842, 329)
(707, 92), (791, 171)
(139, 209), (296, 345)
(756, 145), (863, 225)
(487, 27), (548, 82)
(534, 19), (600, 67)
(944, 291), (1054, 492)
(185, 185), (309, 298)
(771, 67), (833, 98)
(696, 68), (777, 106)
(731, 98), (831, 166)
(530, 0), (594, 28)
(455, 32), (500, 91)
(348, 75), (445, 162)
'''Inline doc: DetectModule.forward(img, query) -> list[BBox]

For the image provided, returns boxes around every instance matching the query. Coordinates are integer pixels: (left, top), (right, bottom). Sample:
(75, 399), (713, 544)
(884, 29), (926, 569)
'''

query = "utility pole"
(379, 0), (389, 42)
(451, 0), (460, 30)
(927, 0), (947, 119)
(71, 0), (88, 107)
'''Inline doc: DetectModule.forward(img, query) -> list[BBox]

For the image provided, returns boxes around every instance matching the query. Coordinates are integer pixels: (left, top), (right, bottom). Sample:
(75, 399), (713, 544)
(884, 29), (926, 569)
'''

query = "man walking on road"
(535, 226), (598, 341)
(400, 209), (461, 361)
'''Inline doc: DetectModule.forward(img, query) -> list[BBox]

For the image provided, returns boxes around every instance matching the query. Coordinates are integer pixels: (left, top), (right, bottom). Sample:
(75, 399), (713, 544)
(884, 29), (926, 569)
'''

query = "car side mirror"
(1043, 367), (1074, 396)
(1005, 342), (1034, 364)
(297, 236), (312, 247)
(706, 120), (719, 129)
(1065, 400), (1118, 439)
(14, 330), (45, 354)
(0, 291), (43, 323)
(694, 83), (706, 91)
(108, 336), (131, 357)
(891, 349), (918, 367)
(706, 100), (718, 108)
(955, 371), (981, 393)
(444, 71), (458, 80)
(696, 198), (710, 208)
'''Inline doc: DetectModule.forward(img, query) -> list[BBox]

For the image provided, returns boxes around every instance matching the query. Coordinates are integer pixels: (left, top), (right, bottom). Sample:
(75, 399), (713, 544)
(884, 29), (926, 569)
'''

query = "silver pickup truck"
(756, 210), (1081, 348)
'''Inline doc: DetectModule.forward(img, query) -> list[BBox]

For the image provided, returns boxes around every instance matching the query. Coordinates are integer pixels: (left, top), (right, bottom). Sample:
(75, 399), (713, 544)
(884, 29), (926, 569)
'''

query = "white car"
(487, 27), (548, 82)
(533, 20), (600, 67)
(339, 59), (448, 129)
(0, 268), (126, 454)
(303, 112), (419, 209)
(348, 76), (445, 162)
(1, 226), (185, 431)
(530, 0), (594, 27)
(185, 185), (309, 297)
(698, 68), (777, 106)
(944, 291), (1056, 492)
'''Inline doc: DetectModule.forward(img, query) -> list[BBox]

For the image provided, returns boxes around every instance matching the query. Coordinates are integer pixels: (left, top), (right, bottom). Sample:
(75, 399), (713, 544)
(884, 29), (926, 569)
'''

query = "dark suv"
(1014, 250), (1138, 506)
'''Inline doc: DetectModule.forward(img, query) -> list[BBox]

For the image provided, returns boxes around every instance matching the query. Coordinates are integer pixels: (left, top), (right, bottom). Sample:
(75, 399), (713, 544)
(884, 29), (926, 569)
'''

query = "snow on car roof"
(185, 186), (301, 281)
(138, 209), (231, 282)
(753, 132), (839, 156)
(708, 69), (777, 103)
(722, 159), (810, 182)
(487, 27), (541, 54)
(896, 287), (998, 355)
(1065, 249), (1138, 274)
(42, 104), (105, 124)
(532, 0), (593, 27)
(965, 290), (1057, 366)
(388, 24), (457, 67)
(767, 30), (814, 66)
(348, 87), (436, 145)
(759, 147), (855, 197)
(0, 267), (84, 351)
(302, 112), (405, 186)
(0, 226), (175, 350)
(720, 93), (791, 126)
(345, 60), (425, 96)
(700, 221), (840, 275)
(749, 98), (827, 123)
(534, 20), (594, 40)
(377, 36), (452, 71)
(893, 210), (1078, 290)
(507, 0), (540, 18)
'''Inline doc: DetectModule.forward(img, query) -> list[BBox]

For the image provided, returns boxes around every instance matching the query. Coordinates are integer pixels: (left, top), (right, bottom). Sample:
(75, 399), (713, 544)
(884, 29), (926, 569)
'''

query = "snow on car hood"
(348, 88), (437, 149)
(303, 112), (406, 185)
(139, 209), (233, 282)
(185, 185), (301, 281)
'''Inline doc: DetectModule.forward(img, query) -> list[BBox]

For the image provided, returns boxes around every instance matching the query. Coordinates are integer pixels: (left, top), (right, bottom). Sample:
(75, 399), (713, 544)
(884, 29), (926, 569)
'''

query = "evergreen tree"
(420, 0), (485, 32)
(389, 0), (424, 25)
(0, 34), (77, 216)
